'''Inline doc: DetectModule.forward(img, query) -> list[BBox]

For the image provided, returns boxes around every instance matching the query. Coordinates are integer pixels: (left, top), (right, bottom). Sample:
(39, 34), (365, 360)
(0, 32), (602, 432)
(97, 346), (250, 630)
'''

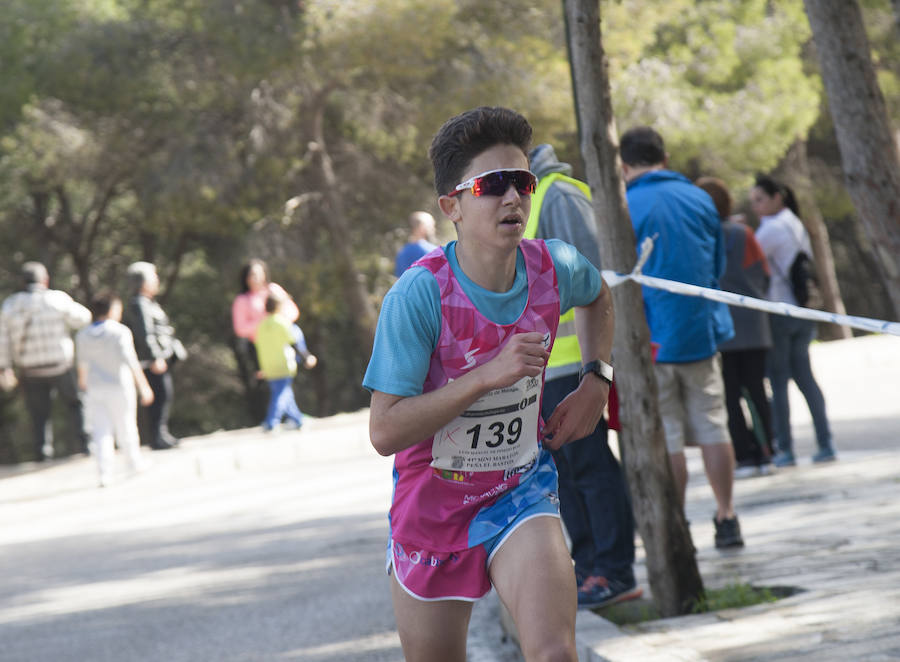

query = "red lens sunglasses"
(449, 169), (537, 198)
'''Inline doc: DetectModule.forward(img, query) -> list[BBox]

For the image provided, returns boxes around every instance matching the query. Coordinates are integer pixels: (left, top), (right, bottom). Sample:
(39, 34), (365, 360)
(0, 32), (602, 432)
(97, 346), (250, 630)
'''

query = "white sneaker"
(758, 463), (775, 476)
(734, 464), (760, 479)
(128, 459), (151, 477)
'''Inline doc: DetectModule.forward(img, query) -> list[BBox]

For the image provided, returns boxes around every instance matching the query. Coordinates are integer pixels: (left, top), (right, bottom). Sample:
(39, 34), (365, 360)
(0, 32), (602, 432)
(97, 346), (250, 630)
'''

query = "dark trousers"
(20, 368), (87, 459)
(768, 315), (832, 454)
(139, 369), (175, 447)
(543, 373), (635, 580)
(720, 348), (775, 465)
(234, 337), (269, 424)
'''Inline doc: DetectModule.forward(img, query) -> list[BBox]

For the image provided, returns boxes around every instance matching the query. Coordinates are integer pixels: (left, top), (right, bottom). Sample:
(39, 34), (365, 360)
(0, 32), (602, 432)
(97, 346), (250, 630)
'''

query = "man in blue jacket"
(620, 127), (743, 549)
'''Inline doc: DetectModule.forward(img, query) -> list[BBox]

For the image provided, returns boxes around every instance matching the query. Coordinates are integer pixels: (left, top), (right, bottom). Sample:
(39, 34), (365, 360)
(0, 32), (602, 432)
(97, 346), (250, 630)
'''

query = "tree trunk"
(562, 0), (704, 617)
(307, 88), (377, 351)
(774, 139), (852, 339)
(803, 0), (900, 320)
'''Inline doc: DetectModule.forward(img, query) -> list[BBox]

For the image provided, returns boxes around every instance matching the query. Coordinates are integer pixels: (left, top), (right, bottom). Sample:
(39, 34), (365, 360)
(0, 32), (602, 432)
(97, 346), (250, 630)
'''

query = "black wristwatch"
(580, 359), (614, 386)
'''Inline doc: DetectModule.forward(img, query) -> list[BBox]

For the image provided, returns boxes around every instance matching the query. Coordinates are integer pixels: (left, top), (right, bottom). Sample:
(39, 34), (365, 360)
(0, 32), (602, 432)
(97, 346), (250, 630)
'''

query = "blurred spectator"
(621, 127), (743, 549)
(751, 174), (835, 467)
(123, 261), (185, 451)
(394, 211), (437, 277)
(0, 262), (90, 460)
(254, 291), (316, 431)
(697, 176), (775, 478)
(527, 143), (640, 609)
(76, 292), (154, 486)
(231, 259), (300, 421)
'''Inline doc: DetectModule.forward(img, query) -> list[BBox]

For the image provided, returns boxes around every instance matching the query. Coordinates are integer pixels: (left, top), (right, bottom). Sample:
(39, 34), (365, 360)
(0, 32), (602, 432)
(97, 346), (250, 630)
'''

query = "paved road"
(1, 334), (896, 662)
(0, 414), (521, 661)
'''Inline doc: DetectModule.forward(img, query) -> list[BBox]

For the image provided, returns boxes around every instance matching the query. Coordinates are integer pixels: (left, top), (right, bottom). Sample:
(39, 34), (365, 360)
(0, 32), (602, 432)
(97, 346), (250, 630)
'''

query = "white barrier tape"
(600, 237), (900, 337)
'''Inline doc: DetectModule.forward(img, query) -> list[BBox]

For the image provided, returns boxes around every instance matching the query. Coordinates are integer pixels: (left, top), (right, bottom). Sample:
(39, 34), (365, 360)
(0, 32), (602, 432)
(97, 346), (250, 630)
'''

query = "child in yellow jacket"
(254, 292), (316, 431)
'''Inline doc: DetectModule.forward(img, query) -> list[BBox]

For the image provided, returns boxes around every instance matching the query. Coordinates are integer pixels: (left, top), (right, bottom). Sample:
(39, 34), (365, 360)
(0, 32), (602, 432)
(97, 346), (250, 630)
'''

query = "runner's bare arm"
(542, 281), (614, 450)
(369, 331), (549, 456)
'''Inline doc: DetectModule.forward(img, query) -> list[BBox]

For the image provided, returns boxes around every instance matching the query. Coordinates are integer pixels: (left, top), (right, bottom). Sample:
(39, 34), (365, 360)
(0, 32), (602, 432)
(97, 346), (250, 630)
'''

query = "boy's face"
(438, 144), (531, 252)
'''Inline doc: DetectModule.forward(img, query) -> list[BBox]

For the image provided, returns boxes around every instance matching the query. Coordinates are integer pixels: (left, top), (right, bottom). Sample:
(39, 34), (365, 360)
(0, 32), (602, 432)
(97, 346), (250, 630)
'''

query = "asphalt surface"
(0, 413), (521, 661)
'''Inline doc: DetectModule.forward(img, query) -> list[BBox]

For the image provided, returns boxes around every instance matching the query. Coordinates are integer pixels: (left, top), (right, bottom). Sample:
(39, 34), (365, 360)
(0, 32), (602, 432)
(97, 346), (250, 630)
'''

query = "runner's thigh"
(390, 573), (472, 662)
(489, 515), (577, 660)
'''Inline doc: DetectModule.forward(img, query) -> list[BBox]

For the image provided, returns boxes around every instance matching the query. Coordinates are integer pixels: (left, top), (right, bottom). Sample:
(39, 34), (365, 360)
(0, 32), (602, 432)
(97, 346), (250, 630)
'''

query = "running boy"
(364, 107), (615, 661)
(76, 292), (154, 487)
(254, 292), (316, 431)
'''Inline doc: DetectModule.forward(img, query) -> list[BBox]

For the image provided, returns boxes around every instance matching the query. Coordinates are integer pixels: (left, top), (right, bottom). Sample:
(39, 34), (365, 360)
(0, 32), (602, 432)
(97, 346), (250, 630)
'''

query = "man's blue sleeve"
(363, 267), (441, 397)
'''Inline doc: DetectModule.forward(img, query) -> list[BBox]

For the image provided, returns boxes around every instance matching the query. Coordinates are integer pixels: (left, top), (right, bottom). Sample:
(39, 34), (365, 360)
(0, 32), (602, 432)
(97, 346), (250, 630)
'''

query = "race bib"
(432, 374), (542, 472)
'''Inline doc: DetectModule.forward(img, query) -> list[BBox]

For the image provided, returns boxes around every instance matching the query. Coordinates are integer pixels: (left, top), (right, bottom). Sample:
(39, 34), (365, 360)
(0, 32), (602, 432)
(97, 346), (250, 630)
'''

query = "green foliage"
(604, 0), (820, 186)
(0, 0), (894, 451)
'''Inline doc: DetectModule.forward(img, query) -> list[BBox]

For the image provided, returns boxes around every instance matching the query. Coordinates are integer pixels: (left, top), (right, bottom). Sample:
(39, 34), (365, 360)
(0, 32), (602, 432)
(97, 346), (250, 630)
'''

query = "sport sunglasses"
(449, 168), (537, 198)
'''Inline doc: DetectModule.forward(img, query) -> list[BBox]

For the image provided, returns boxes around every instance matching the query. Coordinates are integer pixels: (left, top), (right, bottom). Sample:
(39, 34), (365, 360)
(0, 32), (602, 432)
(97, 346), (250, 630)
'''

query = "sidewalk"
(573, 333), (900, 661)
(0, 409), (375, 504)
(575, 448), (900, 661)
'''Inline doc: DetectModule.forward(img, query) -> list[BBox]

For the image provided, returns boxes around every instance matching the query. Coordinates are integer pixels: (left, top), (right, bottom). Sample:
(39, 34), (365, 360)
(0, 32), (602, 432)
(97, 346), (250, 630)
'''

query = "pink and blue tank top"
(389, 239), (561, 552)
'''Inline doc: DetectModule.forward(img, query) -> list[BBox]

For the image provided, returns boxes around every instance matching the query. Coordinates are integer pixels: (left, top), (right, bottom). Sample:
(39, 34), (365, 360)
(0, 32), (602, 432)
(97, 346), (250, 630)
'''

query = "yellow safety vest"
(524, 172), (592, 369)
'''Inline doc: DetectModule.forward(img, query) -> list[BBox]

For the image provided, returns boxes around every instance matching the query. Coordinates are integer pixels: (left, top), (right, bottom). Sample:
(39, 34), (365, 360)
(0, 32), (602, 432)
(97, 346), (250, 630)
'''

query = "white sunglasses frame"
(449, 168), (537, 197)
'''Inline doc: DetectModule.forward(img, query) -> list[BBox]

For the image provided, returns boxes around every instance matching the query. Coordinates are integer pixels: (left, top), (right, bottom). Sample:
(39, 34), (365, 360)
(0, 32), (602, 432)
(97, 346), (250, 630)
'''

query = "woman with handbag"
(751, 174), (835, 467)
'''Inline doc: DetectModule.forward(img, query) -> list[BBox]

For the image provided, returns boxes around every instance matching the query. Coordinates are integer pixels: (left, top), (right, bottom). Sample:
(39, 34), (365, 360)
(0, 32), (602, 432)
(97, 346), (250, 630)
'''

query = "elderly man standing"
(122, 261), (184, 451)
(620, 127), (743, 549)
(0, 262), (91, 460)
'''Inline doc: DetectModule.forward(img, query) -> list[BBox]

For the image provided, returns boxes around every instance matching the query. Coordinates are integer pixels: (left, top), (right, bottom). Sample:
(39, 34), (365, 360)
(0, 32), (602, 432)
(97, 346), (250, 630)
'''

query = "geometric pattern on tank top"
(388, 239), (562, 552)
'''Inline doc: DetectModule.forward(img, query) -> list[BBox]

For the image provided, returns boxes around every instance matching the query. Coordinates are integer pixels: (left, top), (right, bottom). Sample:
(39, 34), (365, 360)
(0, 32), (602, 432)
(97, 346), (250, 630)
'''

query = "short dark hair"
(429, 107), (532, 196)
(21, 261), (48, 286)
(695, 177), (732, 220)
(89, 291), (120, 320)
(620, 126), (666, 167)
(754, 173), (801, 217)
(265, 292), (284, 314)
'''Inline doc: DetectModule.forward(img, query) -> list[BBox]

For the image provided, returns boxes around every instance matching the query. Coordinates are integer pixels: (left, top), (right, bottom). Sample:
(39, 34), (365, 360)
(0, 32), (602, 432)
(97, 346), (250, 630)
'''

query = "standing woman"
(231, 260), (300, 420)
(697, 177), (775, 477)
(751, 174), (835, 467)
